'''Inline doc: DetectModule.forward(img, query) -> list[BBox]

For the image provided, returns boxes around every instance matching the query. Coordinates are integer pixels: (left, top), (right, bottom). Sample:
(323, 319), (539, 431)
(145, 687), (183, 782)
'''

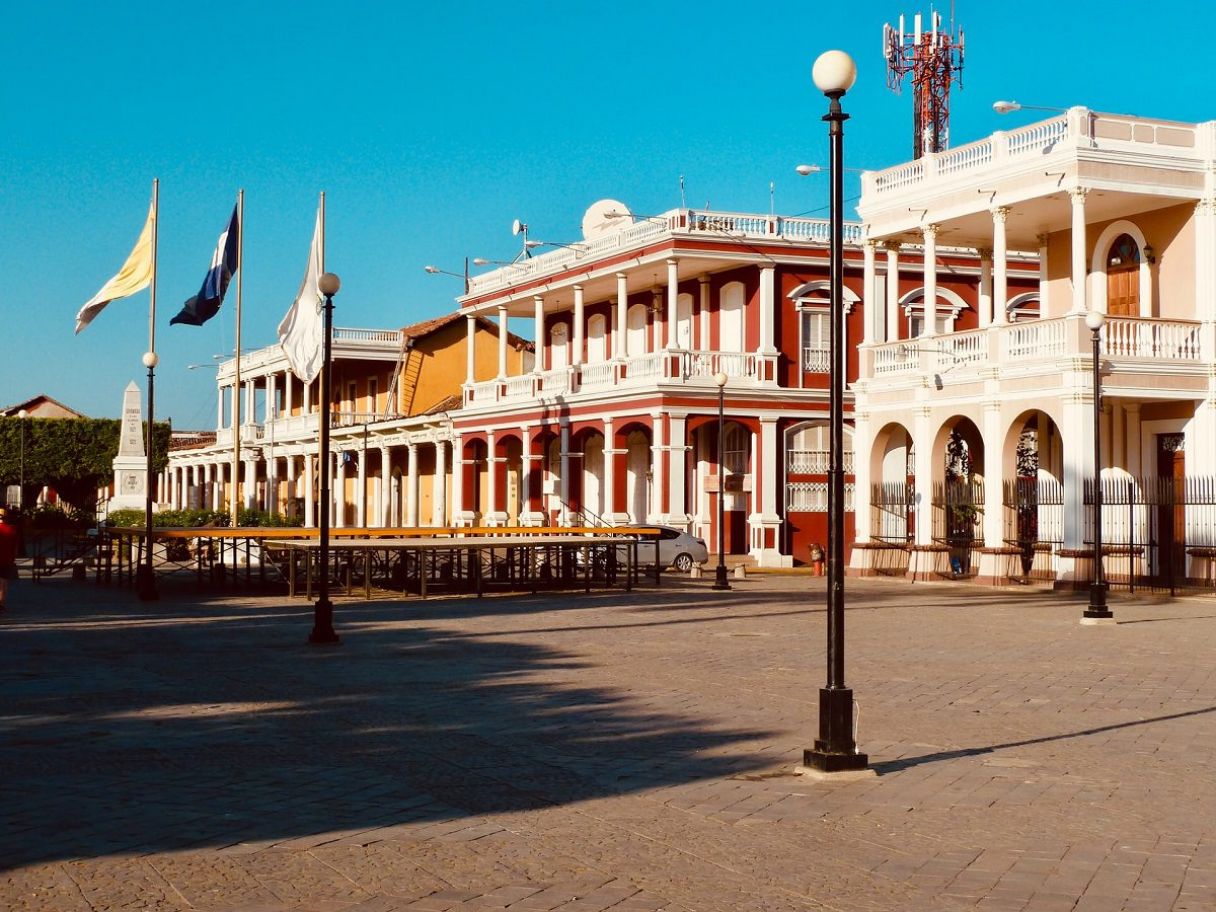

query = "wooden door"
(1106, 234), (1141, 317)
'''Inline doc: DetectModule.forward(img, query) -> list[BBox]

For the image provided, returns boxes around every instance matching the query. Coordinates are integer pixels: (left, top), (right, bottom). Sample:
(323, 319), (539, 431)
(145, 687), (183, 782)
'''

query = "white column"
(602, 418), (615, 518)
(982, 402), (1004, 550)
(265, 456), (276, 512)
(666, 258), (679, 348)
(668, 415), (687, 525)
(466, 314), (477, 384)
(407, 442), (419, 526)
(373, 446), (387, 527)
(245, 380), (255, 426)
(303, 377), (312, 414)
(978, 247), (993, 328)
(265, 374), (277, 422)
(304, 453), (315, 527)
(922, 225), (939, 337)
(559, 423), (571, 525)
(615, 272), (628, 358)
(885, 243), (901, 342)
(520, 428), (534, 523)
(285, 456), (297, 518)
(498, 305), (509, 378)
(698, 276), (711, 350)
(758, 265), (776, 353)
(485, 432), (496, 522)
(533, 296), (545, 373)
(851, 415), (872, 547)
(1071, 187), (1089, 314)
(452, 434), (465, 523)
(378, 446), (391, 526)
(759, 417), (778, 519)
(913, 408), (934, 545)
(862, 241), (877, 344)
(335, 451), (347, 528)
(284, 372), (294, 418)
(243, 457), (256, 510)
(356, 446), (368, 527)
(216, 386), (225, 430)
(433, 440), (448, 527)
(572, 285), (585, 366)
(650, 413), (665, 523)
(992, 207), (1009, 325)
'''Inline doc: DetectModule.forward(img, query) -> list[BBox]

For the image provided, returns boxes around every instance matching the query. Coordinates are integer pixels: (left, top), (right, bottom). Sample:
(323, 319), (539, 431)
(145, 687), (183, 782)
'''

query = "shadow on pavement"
(1, 580), (776, 871)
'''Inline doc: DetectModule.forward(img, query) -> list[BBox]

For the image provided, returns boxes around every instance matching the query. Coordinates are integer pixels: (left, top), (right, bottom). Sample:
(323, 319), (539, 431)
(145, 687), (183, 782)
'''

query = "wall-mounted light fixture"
(1143, 244), (1156, 264)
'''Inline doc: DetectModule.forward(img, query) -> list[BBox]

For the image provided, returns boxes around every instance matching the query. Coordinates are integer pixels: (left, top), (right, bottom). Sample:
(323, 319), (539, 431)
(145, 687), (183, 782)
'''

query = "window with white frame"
(787, 422), (854, 475)
(801, 309), (831, 372)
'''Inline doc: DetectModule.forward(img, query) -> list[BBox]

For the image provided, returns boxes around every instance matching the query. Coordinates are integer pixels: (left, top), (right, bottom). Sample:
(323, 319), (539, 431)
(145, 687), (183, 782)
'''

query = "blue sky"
(3, 0), (1211, 425)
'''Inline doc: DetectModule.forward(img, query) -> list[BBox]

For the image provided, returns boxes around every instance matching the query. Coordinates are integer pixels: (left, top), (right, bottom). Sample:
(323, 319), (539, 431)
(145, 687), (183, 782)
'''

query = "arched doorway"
(1106, 233), (1141, 317)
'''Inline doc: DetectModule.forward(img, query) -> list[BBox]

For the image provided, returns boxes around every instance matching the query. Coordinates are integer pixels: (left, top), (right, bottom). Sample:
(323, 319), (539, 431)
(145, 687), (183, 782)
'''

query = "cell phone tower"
(884, 7), (965, 159)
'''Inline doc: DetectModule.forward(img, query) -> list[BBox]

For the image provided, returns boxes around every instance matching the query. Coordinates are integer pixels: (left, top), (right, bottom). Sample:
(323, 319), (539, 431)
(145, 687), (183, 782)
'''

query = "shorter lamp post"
(712, 372), (731, 591)
(136, 351), (159, 602)
(17, 409), (27, 511)
(1083, 310), (1113, 622)
(310, 271), (342, 645)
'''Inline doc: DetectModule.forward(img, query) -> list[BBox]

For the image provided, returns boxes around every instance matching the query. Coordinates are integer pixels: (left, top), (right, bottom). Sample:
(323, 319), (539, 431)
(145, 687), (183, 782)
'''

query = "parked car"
(638, 525), (709, 572)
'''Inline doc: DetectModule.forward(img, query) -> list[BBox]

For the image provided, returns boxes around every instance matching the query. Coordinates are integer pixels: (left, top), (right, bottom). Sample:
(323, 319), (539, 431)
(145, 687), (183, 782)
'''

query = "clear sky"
(3, 0), (1211, 426)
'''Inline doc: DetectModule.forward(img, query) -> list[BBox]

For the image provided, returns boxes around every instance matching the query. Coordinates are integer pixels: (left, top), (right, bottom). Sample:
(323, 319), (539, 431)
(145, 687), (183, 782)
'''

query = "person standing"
(0, 507), (19, 610)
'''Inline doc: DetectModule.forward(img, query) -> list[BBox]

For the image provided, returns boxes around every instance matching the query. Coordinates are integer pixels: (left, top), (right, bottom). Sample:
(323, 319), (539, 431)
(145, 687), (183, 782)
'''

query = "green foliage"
(104, 507), (302, 529)
(106, 508), (231, 529)
(0, 417), (171, 511)
(237, 508), (303, 528)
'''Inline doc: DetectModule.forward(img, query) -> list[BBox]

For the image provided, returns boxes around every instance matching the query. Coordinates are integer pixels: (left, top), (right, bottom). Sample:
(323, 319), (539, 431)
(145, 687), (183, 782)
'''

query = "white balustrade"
(622, 352), (667, 382)
(938, 329), (987, 367)
(789, 450), (855, 474)
(803, 348), (830, 372)
(467, 379), (500, 404)
(503, 375), (537, 399)
(1001, 318), (1066, 362)
(538, 368), (572, 394)
(579, 361), (617, 389)
(1103, 318), (1202, 361)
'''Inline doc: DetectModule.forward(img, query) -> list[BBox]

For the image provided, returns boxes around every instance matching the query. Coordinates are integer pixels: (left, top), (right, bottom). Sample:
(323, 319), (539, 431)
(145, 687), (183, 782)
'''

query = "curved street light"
(310, 271), (342, 646)
(1082, 309), (1114, 624)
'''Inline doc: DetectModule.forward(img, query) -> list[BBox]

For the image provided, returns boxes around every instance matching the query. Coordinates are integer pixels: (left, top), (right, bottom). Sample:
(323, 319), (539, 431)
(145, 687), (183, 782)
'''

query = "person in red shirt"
(0, 507), (19, 610)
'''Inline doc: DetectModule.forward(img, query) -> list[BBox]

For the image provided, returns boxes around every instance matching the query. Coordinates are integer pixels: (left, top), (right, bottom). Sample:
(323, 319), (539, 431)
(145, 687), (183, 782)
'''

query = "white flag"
(74, 201), (156, 334)
(277, 208), (324, 382)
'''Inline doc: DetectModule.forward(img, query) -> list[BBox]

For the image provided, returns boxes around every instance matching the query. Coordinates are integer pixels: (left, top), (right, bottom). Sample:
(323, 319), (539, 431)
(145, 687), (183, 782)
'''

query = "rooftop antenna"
(884, 6), (965, 159)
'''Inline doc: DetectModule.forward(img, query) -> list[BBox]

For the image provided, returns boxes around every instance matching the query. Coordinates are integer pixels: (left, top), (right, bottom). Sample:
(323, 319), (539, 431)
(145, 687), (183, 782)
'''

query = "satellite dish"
(582, 199), (632, 241)
(511, 218), (525, 236)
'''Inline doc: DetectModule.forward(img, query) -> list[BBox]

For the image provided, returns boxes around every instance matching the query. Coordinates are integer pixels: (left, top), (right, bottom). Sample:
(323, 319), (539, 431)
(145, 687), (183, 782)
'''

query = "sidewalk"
(2, 575), (1215, 911)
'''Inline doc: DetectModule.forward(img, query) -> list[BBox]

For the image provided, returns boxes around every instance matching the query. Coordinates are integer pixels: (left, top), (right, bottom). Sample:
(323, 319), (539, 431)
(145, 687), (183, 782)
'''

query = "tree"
(0, 417), (170, 515)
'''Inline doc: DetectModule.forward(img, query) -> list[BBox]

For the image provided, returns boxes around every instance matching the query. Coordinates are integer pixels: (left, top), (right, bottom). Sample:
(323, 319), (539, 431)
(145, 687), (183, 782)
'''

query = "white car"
(636, 525), (709, 572)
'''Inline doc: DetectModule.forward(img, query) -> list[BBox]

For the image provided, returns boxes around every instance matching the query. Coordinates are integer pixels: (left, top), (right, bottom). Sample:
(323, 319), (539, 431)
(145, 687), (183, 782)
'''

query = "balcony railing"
(461, 349), (778, 407)
(868, 315), (1205, 378)
(865, 108), (1212, 200)
(466, 209), (863, 296)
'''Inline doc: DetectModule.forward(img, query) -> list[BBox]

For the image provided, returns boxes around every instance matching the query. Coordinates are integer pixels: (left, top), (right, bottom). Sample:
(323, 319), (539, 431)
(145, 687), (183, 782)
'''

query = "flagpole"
(232, 189), (244, 528)
(137, 177), (160, 601)
(317, 190), (326, 527)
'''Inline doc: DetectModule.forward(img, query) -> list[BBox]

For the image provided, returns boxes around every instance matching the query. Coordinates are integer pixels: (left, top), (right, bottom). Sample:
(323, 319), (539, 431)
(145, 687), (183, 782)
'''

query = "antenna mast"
(884, 7), (965, 159)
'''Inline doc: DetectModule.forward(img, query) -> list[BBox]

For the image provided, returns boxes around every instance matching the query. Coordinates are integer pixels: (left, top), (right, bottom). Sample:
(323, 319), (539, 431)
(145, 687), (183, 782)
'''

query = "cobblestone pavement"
(3, 573), (1216, 912)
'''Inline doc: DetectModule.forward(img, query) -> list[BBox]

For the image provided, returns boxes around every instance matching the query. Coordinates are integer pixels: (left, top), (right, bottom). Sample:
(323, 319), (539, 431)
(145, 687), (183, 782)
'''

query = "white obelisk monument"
(109, 381), (151, 512)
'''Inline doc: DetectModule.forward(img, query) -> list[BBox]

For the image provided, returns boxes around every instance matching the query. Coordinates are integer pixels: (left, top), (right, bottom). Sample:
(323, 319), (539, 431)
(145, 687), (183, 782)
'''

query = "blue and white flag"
(171, 204), (240, 326)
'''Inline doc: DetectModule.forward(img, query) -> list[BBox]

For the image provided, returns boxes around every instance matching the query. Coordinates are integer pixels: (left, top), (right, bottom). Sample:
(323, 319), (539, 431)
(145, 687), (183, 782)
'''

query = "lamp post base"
(712, 563), (731, 590)
(1083, 582), (1113, 622)
(309, 597), (340, 645)
(804, 687), (868, 772)
(135, 565), (159, 602)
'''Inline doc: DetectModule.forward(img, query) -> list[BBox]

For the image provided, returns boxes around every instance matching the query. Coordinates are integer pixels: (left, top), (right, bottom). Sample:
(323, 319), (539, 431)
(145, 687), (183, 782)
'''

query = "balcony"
(463, 349), (780, 407)
(465, 209), (864, 297)
(867, 315), (1207, 381)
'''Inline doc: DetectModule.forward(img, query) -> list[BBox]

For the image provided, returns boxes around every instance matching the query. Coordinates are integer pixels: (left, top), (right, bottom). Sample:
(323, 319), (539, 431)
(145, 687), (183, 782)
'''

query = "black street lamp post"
(1083, 310), (1113, 622)
(17, 409), (27, 511)
(310, 272), (341, 645)
(712, 371), (731, 591)
(804, 49), (868, 773)
(136, 351), (159, 601)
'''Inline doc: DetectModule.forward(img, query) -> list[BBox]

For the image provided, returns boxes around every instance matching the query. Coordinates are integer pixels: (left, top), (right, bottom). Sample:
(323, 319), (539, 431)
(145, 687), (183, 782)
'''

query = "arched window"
(587, 314), (606, 362)
(1106, 233), (1141, 317)
(549, 323), (569, 369)
(719, 282), (745, 353)
(626, 303), (649, 357)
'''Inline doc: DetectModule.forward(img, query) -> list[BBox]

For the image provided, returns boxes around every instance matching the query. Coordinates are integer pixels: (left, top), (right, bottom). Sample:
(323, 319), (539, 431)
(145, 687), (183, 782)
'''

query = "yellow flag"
(74, 201), (156, 334)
